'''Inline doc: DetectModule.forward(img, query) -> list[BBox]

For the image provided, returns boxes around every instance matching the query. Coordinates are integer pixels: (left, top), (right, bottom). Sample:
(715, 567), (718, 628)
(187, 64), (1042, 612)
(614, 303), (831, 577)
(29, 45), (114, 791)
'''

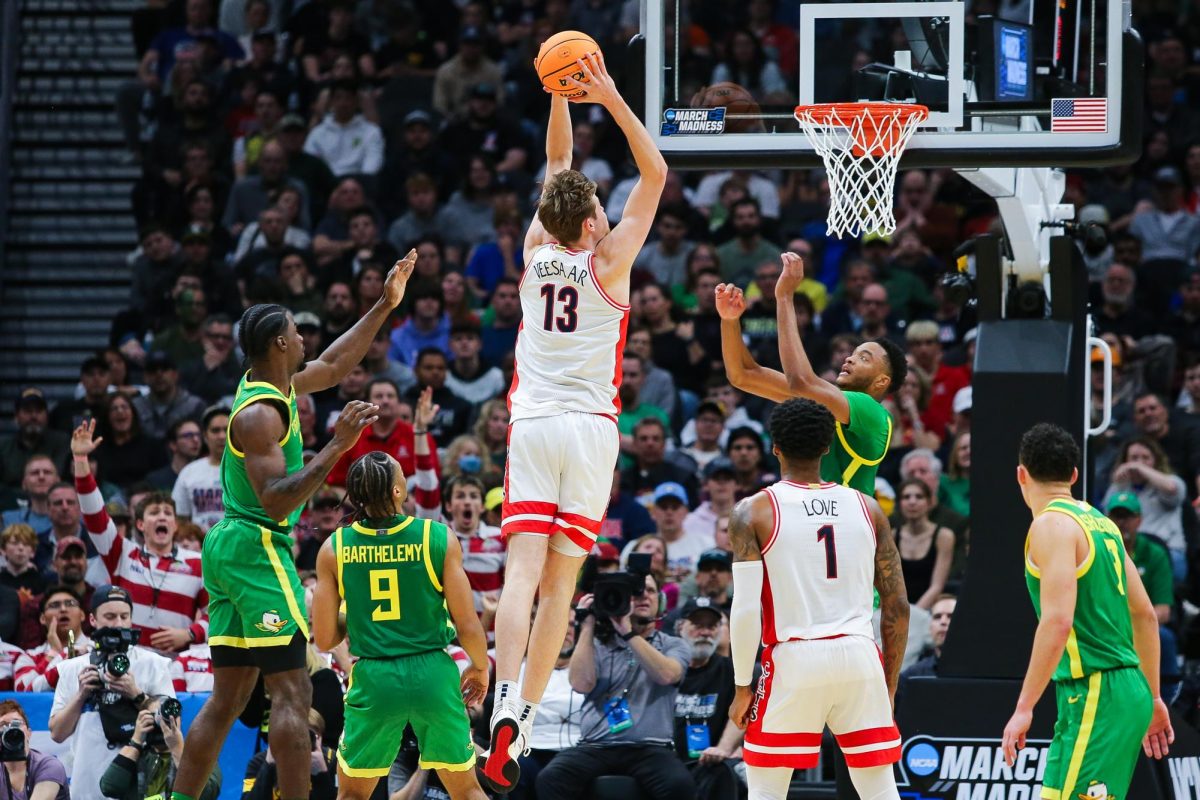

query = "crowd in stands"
(1, 0), (1200, 797)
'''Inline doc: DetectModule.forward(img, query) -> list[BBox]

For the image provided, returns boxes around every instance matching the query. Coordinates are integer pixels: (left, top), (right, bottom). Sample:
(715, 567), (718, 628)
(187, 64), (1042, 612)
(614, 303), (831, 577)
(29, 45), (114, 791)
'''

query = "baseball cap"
(695, 400), (726, 420)
(697, 548), (733, 571)
(1154, 166), (1183, 185)
(952, 386), (972, 416)
(143, 351), (177, 372)
(312, 487), (343, 509)
(1077, 204), (1110, 226)
(484, 487), (504, 512)
(652, 482), (689, 506)
(91, 584), (134, 614)
(80, 354), (108, 374)
(279, 112), (307, 130)
(702, 456), (736, 481)
(55, 536), (87, 557)
(293, 311), (322, 330)
(14, 387), (47, 411)
(963, 327), (978, 346)
(592, 541), (621, 563)
(403, 109), (434, 128)
(105, 499), (130, 521)
(470, 81), (497, 98)
(1105, 491), (1142, 516)
(1090, 345), (1123, 367)
(679, 596), (724, 623)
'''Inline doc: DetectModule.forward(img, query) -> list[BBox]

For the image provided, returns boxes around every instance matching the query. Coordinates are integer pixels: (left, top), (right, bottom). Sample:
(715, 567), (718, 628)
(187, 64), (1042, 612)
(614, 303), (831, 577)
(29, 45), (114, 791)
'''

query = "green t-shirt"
(1131, 533), (1174, 608)
(819, 391), (892, 495)
(939, 474), (970, 518)
(618, 402), (670, 469)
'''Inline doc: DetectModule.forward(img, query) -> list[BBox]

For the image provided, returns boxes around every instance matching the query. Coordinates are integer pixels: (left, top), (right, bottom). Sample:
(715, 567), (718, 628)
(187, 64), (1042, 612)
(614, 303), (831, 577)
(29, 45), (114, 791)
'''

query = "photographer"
(0, 700), (68, 800)
(100, 696), (221, 800)
(536, 571), (694, 799)
(241, 708), (335, 800)
(48, 585), (176, 800)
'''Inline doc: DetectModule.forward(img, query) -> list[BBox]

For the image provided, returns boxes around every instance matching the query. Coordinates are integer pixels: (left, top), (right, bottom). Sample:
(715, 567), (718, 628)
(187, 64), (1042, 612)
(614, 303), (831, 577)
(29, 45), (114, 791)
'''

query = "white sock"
(516, 699), (540, 728)
(493, 680), (519, 719)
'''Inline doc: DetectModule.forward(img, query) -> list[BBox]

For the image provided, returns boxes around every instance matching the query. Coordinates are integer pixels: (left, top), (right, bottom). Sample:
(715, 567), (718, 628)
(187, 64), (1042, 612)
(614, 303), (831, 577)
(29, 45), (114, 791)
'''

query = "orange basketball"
(690, 82), (764, 133)
(535, 31), (601, 98)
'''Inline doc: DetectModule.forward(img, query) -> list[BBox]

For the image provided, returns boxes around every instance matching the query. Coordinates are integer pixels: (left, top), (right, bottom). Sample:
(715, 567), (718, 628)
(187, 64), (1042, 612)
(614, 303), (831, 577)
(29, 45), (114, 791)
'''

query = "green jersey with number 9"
(334, 515), (454, 659)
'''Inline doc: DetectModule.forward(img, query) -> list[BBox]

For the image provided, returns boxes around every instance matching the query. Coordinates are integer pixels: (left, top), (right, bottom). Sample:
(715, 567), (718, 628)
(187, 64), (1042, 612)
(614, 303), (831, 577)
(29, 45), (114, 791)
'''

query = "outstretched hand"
(414, 386), (440, 432)
(715, 284), (747, 321)
(383, 248), (419, 308)
(776, 251), (806, 297)
(71, 419), (102, 458)
(563, 51), (620, 107)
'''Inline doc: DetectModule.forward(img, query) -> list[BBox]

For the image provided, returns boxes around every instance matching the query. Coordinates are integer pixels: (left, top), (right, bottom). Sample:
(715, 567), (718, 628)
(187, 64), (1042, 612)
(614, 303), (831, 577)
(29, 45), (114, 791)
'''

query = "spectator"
(905, 320), (970, 440)
(895, 478), (955, 610)
(1104, 493), (1180, 696)
(1093, 262), (1157, 341)
(317, 282), (357, 351)
(314, 362), (369, 435)
(941, 432), (971, 518)
(386, 172), (449, 254)
(378, 112), (458, 219)
(439, 154), (500, 251)
(389, 284), (450, 367)
(539, 572), (692, 799)
(149, 287), (209, 367)
(49, 585), (177, 800)
(714, 198), (779, 286)
(622, 418), (700, 507)
(465, 209), (524, 300)
(445, 322), (506, 407)
(0, 389), (70, 489)
(179, 315), (241, 404)
(897, 448), (968, 539)
(235, 206), (300, 286)
(298, 0), (375, 86)
(1129, 166), (1200, 316)
(172, 406), (228, 532)
(222, 140), (311, 238)
(432, 27), (505, 119)
(40, 484), (90, 575)
(684, 458), (738, 544)
(600, 467), (657, 546)
(726, 426), (776, 499)
(1130, 392), (1200, 505)
(242, 708), (335, 800)
(711, 29), (788, 99)
(480, 278), (522, 364)
(672, 597), (745, 791)
(14, 585), (93, 691)
(440, 269), (477, 328)
(294, 487), (344, 571)
(0, 524), (45, 595)
(617, 354), (671, 453)
(673, 549), (734, 622)
(275, 113), (337, 220)
(899, 594), (957, 684)
(326, 379), (438, 488)
(511, 625), (585, 796)
(233, 89), (285, 178)
(881, 365), (942, 475)
(445, 475), (505, 609)
(1103, 436), (1190, 578)
(330, 220), (399, 292)
(1164, 269), (1200, 369)
(232, 188), (313, 262)
(680, 377), (764, 449)
(648, 481), (711, 580)
(146, 419), (203, 491)
(640, 282), (709, 395)
(362, 326), (416, 395)
(303, 80), (384, 178)
(74, 423), (207, 653)
(856, 283), (905, 346)
(441, 83), (530, 176)
(0, 699), (69, 800)
(50, 355), (113, 433)
(101, 695), (220, 800)
(132, 353), (207, 442)
(820, 259), (877, 337)
(403, 349), (472, 448)
(1, 457), (60, 534)
(625, 327), (679, 422)
(634, 205), (697, 287)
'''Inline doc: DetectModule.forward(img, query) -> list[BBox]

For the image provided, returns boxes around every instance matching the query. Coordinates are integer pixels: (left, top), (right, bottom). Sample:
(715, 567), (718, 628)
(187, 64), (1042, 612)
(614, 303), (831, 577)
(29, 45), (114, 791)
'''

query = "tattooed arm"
(729, 494), (771, 728)
(870, 496), (908, 708)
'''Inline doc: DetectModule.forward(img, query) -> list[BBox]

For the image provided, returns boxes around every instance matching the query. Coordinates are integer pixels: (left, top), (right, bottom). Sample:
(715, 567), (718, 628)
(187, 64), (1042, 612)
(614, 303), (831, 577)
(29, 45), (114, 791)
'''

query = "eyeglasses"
(45, 599), (80, 610)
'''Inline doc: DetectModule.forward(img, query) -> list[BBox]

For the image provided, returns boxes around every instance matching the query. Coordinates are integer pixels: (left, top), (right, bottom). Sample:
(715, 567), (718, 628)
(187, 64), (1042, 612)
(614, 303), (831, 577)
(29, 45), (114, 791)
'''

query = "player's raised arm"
(869, 498), (908, 706)
(1002, 513), (1079, 765)
(312, 537), (346, 651)
(1124, 554), (1174, 758)
(717, 284), (793, 403)
(775, 253), (850, 423)
(442, 530), (490, 706)
(524, 94), (574, 258)
(569, 53), (668, 275)
(728, 494), (770, 729)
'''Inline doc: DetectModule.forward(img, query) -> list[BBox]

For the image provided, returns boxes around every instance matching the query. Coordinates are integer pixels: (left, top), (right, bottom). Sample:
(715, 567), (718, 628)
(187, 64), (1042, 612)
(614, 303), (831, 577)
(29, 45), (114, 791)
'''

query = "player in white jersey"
(482, 52), (667, 794)
(727, 398), (910, 800)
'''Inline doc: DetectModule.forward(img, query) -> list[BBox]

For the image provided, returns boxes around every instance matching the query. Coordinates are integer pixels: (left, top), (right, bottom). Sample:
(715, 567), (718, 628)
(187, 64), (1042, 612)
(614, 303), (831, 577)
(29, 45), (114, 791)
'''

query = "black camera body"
(90, 626), (140, 678)
(590, 552), (653, 620)
(0, 722), (25, 762)
(143, 697), (183, 752)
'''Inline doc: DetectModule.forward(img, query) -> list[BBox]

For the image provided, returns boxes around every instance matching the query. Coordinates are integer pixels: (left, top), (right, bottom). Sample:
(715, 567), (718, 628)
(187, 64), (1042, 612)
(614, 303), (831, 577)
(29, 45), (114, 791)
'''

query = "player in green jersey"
(1002, 423), (1173, 800)
(172, 250), (418, 800)
(716, 252), (905, 496)
(312, 451), (490, 800)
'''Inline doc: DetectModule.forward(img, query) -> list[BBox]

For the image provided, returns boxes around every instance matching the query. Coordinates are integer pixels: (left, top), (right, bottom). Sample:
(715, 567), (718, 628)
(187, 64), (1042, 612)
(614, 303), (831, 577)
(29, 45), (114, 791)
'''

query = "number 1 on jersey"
(540, 284), (579, 332)
(817, 524), (837, 579)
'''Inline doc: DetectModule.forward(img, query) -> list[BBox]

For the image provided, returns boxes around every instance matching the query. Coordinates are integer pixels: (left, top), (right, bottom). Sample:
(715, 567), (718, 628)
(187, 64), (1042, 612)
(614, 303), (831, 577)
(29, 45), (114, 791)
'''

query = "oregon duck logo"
(1078, 781), (1115, 800)
(255, 611), (287, 633)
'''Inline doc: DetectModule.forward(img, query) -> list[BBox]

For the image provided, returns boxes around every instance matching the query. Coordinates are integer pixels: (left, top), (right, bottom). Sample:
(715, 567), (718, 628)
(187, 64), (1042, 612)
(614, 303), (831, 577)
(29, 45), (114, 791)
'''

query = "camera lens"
(159, 698), (182, 720)
(108, 652), (131, 677)
(0, 727), (23, 750)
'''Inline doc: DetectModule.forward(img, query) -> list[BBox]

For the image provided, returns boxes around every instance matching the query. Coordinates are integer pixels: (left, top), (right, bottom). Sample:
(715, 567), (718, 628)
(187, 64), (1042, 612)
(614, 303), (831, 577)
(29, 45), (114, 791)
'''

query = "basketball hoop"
(793, 102), (929, 239)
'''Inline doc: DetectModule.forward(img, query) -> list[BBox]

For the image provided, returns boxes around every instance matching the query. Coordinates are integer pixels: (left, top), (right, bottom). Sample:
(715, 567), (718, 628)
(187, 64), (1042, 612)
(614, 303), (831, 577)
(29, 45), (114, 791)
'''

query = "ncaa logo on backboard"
(661, 107), (725, 136)
(905, 743), (939, 777)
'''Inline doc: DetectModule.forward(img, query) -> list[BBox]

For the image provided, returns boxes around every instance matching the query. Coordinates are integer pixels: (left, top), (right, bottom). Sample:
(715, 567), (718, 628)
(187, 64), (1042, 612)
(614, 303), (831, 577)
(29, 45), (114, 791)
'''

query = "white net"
(794, 103), (928, 239)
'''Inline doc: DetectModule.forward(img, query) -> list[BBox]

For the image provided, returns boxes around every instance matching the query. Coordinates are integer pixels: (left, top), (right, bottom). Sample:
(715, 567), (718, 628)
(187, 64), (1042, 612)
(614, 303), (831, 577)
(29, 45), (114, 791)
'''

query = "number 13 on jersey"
(540, 284), (578, 332)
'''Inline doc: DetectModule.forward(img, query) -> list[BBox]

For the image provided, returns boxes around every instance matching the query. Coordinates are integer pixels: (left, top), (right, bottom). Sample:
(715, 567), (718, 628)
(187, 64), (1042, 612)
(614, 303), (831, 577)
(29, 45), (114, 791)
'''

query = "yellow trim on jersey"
(1064, 629), (1084, 679)
(1024, 531), (1041, 579)
(422, 519), (443, 593)
(418, 754), (477, 772)
(1040, 788), (1061, 800)
(336, 751), (391, 778)
(226, 394), (292, 458)
(261, 526), (311, 640)
(1062, 671), (1102, 796)
(350, 518), (417, 536)
(1037, 504), (1098, 578)
(209, 633), (296, 648)
(833, 413), (893, 484)
(334, 528), (345, 599)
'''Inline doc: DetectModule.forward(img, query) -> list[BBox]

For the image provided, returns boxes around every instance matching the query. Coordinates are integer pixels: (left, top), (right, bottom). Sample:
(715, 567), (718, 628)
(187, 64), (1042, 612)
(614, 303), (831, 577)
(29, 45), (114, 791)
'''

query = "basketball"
(690, 81), (764, 133)
(535, 31), (601, 98)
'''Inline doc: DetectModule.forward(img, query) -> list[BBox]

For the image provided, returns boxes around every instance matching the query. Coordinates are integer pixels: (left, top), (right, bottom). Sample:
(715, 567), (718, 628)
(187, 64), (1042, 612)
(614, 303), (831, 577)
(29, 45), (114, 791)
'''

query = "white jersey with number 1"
(507, 242), (629, 423)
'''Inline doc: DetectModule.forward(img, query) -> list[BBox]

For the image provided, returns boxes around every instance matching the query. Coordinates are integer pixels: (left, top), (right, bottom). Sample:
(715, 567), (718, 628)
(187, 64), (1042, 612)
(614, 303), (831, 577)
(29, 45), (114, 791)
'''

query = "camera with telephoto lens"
(90, 626), (140, 678)
(590, 553), (653, 620)
(143, 697), (184, 751)
(0, 722), (25, 762)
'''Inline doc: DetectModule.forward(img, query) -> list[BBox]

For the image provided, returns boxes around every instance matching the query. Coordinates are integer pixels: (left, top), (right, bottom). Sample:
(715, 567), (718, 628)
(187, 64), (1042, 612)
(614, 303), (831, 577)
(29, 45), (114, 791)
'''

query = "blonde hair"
(1, 524), (38, 549)
(473, 399), (509, 447)
(538, 170), (597, 244)
(444, 434), (495, 478)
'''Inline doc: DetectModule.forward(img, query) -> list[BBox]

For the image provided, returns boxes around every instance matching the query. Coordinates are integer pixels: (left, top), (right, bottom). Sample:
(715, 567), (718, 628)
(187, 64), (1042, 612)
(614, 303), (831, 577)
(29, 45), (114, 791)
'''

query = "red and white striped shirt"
(0, 642), (25, 690)
(409, 449), (441, 519)
(77, 473), (209, 643)
(170, 643), (214, 692)
(13, 635), (93, 691)
(457, 523), (506, 594)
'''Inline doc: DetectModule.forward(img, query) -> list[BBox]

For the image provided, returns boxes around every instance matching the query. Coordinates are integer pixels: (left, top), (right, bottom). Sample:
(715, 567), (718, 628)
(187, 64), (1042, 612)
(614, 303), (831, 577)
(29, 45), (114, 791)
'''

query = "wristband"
(413, 428), (428, 435)
(132, 692), (147, 706)
(128, 740), (145, 751)
(620, 630), (637, 642)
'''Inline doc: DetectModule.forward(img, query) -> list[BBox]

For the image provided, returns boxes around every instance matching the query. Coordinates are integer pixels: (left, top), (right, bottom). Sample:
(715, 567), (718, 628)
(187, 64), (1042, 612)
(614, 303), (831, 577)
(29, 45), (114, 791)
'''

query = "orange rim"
(795, 102), (929, 157)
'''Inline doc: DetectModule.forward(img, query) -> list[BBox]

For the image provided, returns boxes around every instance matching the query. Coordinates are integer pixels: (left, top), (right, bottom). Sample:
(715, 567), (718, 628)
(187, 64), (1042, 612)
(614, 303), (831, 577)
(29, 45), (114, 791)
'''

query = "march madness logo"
(897, 735), (1051, 799)
(661, 107), (726, 136)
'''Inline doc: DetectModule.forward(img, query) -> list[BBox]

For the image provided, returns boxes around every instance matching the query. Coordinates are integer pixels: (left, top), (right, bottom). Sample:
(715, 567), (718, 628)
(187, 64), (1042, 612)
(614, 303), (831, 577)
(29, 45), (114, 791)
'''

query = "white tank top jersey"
(508, 242), (630, 422)
(759, 481), (878, 644)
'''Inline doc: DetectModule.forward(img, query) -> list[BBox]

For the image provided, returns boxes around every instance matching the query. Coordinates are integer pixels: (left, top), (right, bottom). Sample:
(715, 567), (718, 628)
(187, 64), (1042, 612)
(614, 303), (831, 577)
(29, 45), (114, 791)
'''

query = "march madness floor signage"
(896, 735), (1051, 799)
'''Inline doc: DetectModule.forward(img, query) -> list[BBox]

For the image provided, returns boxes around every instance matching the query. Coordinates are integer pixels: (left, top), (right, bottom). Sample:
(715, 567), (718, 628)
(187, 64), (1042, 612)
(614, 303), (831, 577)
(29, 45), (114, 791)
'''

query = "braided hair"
(238, 303), (290, 366)
(345, 451), (401, 521)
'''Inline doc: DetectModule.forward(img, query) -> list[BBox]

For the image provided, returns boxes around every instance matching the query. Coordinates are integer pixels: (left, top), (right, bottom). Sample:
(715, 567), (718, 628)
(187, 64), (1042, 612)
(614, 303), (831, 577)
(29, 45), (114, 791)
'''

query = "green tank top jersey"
(221, 372), (305, 531)
(334, 515), (454, 659)
(820, 391), (893, 495)
(1025, 498), (1141, 681)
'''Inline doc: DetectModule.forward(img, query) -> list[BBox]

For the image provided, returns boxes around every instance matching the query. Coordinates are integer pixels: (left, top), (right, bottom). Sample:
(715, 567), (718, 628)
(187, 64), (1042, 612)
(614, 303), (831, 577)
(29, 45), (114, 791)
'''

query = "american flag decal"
(1050, 98), (1108, 132)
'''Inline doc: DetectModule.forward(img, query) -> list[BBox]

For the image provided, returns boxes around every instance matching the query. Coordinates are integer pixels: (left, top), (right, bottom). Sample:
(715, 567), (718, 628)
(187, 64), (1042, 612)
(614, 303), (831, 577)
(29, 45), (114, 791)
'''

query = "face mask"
(458, 454), (482, 474)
